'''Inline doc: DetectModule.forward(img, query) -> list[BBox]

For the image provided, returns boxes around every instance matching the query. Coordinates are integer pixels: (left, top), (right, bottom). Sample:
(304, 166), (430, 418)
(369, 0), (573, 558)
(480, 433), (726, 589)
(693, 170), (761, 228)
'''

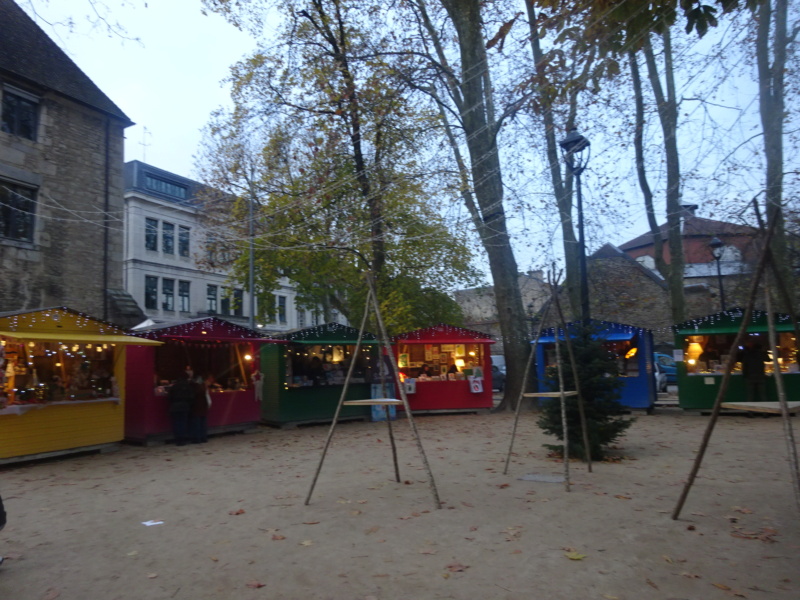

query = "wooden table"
(720, 401), (800, 415)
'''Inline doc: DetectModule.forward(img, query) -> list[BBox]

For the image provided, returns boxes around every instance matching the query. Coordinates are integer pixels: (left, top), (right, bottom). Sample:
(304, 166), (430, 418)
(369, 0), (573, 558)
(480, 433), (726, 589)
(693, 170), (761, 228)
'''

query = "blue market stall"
(535, 320), (657, 412)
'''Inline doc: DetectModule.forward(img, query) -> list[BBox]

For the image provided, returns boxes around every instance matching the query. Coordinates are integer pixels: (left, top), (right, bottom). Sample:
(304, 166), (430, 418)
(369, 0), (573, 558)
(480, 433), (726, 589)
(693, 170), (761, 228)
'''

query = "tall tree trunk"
(629, 50), (668, 280)
(524, 2), (580, 318)
(438, 0), (529, 409)
(643, 32), (685, 322)
(757, 0), (790, 295)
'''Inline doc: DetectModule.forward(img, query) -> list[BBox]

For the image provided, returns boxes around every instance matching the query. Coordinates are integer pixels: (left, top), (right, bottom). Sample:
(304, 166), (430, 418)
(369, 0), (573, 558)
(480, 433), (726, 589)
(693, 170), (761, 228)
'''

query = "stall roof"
(0, 307), (161, 345)
(537, 319), (648, 343)
(131, 317), (283, 342)
(278, 322), (379, 344)
(674, 308), (796, 335)
(392, 323), (495, 344)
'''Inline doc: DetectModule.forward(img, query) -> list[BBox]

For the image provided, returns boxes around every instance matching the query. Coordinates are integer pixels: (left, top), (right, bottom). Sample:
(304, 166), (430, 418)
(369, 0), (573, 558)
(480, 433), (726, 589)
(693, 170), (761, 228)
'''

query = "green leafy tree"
(537, 325), (633, 460)
(197, 0), (481, 331)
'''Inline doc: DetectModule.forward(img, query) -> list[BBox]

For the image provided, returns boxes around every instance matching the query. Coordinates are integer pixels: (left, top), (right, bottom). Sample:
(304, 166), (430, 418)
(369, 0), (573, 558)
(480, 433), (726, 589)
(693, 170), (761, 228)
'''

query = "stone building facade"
(0, 0), (139, 325)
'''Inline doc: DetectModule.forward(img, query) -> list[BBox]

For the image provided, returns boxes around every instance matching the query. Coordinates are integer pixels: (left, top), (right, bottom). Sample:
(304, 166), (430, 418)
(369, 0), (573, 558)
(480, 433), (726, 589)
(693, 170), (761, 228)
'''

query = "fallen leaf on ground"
(147, 573), (158, 579)
(300, 540), (313, 546)
(602, 595), (619, 600)
(365, 526), (380, 534)
(445, 562), (469, 572)
(713, 583), (732, 591)
(246, 581), (266, 589)
(646, 578), (658, 589)
(303, 521), (320, 525)
(271, 534), (286, 540)
(228, 509), (245, 515)
(42, 589), (61, 600)
(564, 552), (586, 560)
(614, 495), (631, 500)
(419, 548), (436, 555)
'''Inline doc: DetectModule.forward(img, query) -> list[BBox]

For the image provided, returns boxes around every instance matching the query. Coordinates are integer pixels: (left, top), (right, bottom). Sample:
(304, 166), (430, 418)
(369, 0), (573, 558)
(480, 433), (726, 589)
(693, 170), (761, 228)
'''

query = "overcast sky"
(21, 0), (257, 181)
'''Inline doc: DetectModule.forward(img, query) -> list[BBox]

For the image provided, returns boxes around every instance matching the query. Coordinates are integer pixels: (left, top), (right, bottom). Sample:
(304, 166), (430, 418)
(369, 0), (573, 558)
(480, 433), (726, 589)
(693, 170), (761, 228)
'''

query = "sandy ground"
(0, 407), (799, 600)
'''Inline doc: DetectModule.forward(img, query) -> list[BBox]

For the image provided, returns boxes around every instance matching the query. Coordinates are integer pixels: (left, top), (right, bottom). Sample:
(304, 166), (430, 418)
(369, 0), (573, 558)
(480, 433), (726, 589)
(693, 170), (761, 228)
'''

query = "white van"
(491, 355), (506, 374)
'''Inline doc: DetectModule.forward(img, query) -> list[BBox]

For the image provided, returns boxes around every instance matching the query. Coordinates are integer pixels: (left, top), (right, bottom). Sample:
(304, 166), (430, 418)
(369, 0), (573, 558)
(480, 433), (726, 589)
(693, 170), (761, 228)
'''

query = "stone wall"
(0, 88), (126, 321)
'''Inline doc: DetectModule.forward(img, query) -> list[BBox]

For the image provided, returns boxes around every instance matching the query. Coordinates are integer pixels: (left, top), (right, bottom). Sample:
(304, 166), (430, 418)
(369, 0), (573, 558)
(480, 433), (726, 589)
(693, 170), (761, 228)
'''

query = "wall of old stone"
(0, 88), (126, 320)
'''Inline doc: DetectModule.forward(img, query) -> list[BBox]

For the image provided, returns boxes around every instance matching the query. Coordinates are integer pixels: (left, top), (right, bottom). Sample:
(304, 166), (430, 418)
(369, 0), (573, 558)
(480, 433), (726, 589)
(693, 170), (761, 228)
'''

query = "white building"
(123, 160), (320, 332)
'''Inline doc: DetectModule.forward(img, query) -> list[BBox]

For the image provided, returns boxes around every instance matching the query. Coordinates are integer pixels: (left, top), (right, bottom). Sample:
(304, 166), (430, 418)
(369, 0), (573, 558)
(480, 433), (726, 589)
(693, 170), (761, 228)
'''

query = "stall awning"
(538, 330), (635, 343)
(290, 339), (380, 345)
(0, 331), (163, 345)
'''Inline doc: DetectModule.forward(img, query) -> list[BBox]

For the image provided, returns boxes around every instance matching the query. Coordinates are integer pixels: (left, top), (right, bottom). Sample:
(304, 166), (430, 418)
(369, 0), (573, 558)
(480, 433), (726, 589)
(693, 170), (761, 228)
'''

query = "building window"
(1, 87), (38, 140)
(277, 295), (287, 324)
(233, 289), (244, 317)
(162, 278), (175, 311)
(311, 312), (320, 326)
(206, 285), (218, 314)
(145, 174), (187, 199)
(178, 225), (190, 257)
(144, 276), (158, 310)
(162, 222), (174, 254)
(297, 309), (305, 329)
(145, 218), (158, 251)
(220, 288), (231, 316)
(179, 281), (190, 312)
(0, 181), (35, 242)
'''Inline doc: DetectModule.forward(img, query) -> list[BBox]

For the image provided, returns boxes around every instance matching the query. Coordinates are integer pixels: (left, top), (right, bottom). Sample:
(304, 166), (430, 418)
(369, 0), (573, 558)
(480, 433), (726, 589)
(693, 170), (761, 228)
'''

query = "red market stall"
(125, 317), (281, 444)
(392, 324), (495, 412)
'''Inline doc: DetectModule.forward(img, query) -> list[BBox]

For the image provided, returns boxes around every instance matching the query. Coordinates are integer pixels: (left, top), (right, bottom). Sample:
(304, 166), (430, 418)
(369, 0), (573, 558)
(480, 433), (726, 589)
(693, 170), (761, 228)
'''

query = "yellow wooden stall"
(0, 307), (161, 463)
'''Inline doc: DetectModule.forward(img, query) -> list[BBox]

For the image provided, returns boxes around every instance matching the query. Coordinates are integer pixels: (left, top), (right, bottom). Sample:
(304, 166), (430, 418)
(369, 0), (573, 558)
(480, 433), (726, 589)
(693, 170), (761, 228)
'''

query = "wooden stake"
(503, 299), (552, 475)
(365, 272), (441, 509)
(672, 215), (776, 519)
(550, 281), (593, 472)
(553, 322), (571, 492)
(764, 280), (800, 511)
(305, 288), (374, 506)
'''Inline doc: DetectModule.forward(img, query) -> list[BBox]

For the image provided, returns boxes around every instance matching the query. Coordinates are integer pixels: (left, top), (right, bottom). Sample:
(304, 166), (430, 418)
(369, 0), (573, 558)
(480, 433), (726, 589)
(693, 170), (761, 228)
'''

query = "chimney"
(680, 203), (698, 232)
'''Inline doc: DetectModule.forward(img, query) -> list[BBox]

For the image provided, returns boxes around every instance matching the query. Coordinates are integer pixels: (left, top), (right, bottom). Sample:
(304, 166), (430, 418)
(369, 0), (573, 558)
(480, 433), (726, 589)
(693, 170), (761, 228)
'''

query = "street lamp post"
(709, 236), (726, 311)
(559, 127), (591, 323)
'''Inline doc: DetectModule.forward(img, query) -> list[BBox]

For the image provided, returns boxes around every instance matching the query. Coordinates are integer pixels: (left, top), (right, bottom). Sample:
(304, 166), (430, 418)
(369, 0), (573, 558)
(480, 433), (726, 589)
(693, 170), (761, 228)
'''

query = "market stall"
(392, 324), (495, 412)
(261, 322), (380, 427)
(535, 320), (656, 412)
(674, 309), (799, 410)
(125, 317), (279, 443)
(0, 307), (161, 463)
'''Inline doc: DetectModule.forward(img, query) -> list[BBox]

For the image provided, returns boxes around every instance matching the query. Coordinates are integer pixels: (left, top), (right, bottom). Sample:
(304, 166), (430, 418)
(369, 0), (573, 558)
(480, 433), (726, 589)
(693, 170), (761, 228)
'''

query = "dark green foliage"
(536, 324), (634, 459)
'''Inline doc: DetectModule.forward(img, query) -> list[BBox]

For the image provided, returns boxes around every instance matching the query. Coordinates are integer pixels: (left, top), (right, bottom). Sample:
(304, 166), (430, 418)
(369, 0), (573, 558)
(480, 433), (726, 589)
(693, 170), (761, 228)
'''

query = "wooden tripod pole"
(366, 272), (442, 509)
(503, 299), (552, 475)
(672, 215), (777, 519)
(553, 324), (571, 492)
(550, 279), (593, 472)
(764, 281), (800, 511)
(305, 288), (376, 506)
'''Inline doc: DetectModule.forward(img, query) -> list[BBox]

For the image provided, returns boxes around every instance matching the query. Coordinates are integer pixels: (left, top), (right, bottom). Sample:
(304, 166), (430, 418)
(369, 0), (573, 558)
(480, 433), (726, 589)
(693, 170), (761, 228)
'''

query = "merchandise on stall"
(391, 324), (495, 412)
(0, 307), (161, 462)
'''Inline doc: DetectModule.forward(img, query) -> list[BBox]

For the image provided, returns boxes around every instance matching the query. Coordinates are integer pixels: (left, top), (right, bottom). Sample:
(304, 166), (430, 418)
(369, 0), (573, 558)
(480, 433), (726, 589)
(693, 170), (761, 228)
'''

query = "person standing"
(167, 367), (194, 446)
(189, 375), (212, 444)
(737, 341), (771, 403)
(1, 491), (6, 566)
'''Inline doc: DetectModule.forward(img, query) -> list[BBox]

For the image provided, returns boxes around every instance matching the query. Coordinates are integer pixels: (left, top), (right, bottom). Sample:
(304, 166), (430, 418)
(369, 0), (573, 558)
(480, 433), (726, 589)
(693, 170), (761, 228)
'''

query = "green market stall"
(674, 309), (799, 410)
(260, 322), (381, 427)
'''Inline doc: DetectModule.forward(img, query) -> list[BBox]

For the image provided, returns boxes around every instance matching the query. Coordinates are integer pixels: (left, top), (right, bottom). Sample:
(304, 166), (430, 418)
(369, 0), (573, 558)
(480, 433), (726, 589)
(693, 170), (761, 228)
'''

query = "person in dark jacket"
(737, 341), (770, 403)
(189, 375), (211, 444)
(1, 491), (6, 566)
(167, 368), (195, 446)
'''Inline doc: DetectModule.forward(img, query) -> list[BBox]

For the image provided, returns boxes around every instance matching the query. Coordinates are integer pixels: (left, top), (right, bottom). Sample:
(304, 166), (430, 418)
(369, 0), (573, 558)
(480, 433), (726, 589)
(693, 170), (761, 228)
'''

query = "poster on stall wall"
(424, 344), (433, 362)
(468, 376), (483, 393)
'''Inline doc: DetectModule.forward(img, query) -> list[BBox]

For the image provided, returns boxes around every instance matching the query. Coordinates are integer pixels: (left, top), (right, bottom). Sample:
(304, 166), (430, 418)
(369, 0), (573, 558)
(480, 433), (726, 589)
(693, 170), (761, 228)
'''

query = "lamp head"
(709, 236), (724, 259)
(559, 127), (590, 154)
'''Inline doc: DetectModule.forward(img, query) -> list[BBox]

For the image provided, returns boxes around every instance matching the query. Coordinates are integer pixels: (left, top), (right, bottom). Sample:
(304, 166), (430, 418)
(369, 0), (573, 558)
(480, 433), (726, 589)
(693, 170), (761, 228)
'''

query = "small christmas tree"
(537, 323), (633, 459)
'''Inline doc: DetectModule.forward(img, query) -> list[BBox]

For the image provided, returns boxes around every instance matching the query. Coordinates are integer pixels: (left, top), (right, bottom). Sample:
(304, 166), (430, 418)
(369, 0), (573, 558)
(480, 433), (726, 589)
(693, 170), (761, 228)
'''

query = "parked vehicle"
(654, 353), (677, 384)
(491, 364), (506, 392)
(491, 355), (506, 375)
(654, 362), (668, 393)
